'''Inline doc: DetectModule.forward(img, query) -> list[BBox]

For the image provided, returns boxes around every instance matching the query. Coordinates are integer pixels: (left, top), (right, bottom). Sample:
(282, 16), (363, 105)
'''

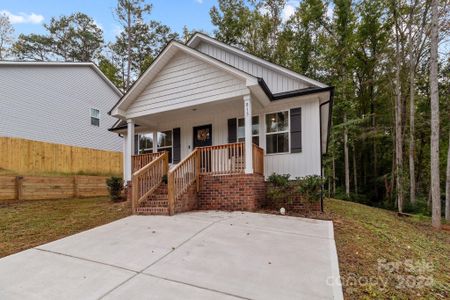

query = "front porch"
(130, 142), (265, 215)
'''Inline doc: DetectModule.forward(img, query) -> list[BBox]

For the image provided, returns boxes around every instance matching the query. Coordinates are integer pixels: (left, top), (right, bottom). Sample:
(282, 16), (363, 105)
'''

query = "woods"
(0, 0), (449, 227)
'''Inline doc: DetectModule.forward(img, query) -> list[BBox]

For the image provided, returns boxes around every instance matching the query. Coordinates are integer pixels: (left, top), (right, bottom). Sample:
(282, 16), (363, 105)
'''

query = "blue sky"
(0, 0), (222, 41)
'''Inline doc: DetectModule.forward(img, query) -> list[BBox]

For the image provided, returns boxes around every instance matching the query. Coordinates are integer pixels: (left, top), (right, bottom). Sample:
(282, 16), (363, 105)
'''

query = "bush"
(106, 176), (124, 202)
(297, 175), (324, 203)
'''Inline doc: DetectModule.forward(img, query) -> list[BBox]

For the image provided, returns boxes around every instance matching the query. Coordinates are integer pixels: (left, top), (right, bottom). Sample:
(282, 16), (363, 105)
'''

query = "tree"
(0, 13), (14, 60)
(429, 0), (440, 229)
(98, 55), (123, 90)
(112, 0), (177, 90)
(446, 129), (450, 221)
(13, 13), (103, 62)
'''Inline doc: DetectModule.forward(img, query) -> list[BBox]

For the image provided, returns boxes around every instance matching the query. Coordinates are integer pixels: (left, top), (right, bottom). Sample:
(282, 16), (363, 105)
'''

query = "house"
(109, 33), (333, 215)
(0, 62), (122, 151)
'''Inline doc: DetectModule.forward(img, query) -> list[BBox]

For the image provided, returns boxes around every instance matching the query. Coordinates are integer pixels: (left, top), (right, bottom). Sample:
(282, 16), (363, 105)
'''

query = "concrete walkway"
(0, 211), (343, 300)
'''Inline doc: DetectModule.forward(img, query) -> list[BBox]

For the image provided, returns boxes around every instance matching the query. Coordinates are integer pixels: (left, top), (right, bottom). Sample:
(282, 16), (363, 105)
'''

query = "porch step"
(136, 182), (169, 215)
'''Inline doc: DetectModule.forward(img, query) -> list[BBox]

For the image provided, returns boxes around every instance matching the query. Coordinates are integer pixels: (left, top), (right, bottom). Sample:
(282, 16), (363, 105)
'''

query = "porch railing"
(132, 152), (168, 213)
(252, 144), (264, 175)
(167, 149), (200, 215)
(197, 142), (245, 175)
(132, 152), (162, 173)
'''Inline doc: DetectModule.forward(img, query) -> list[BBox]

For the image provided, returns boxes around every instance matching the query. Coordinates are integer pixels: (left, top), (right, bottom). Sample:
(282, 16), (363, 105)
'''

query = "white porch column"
(152, 131), (158, 153)
(244, 94), (253, 174)
(125, 119), (135, 182)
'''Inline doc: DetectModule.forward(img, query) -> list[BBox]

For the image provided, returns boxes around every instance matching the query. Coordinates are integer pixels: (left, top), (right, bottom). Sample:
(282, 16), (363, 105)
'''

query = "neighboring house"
(0, 62), (122, 151)
(109, 33), (333, 215)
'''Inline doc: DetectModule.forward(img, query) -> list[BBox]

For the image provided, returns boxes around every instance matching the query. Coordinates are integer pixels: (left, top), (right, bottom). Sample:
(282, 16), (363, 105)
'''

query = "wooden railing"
(132, 152), (168, 213)
(167, 150), (200, 215)
(197, 142), (245, 175)
(252, 144), (264, 175)
(132, 152), (162, 173)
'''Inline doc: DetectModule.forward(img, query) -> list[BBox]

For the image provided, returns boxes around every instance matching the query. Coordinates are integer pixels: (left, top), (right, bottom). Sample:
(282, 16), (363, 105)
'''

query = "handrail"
(132, 152), (168, 213)
(197, 142), (245, 175)
(167, 149), (199, 215)
(132, 152), (161, 173)
(252, 144), (264, 175)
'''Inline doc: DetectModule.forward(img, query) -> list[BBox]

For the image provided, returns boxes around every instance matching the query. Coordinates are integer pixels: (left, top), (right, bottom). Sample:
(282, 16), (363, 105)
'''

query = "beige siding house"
(109, 33), (333, 215)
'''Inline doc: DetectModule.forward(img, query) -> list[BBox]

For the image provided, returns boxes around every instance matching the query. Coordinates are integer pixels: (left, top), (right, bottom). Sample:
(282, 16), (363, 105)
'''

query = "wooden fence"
(0, 175), (110, 201)
(0, 137), (122, 175)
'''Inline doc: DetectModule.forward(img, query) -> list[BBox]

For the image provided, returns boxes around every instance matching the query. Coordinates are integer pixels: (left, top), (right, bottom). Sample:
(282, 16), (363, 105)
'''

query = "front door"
(193, 124), (212, 148)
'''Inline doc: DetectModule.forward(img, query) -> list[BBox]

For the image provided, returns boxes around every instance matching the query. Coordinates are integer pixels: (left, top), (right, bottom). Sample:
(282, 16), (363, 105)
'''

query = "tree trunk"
(344, 114), (350, 197)
(446, 130), (450, 221)
(126, 9), (132, 90)
(409, 56), (416, 205)
(353, 144), (358, 194)
(430, 0), (441, 229)
(394, 18), (404, 213)
(332, 153), (336, 196)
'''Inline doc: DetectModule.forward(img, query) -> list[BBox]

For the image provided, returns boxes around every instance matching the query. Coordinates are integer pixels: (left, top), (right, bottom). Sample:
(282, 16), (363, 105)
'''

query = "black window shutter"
(172, 128), (181, 163)
(134, 135), (139, 155)
(228, 118), (237, 143)
(290, 108), (302, 153)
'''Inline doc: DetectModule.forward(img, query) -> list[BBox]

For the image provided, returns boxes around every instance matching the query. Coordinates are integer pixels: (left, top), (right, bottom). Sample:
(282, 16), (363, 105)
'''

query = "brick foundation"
(263, 183), (322, 213)
(175, 183), (198, 213)
(198, 173), (266, 211)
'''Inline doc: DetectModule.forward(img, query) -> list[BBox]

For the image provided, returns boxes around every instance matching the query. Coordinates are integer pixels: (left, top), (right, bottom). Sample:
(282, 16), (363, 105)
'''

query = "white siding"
(196, 42), (310, 94)
(127, 52), (249, 118)
(134, 97), (321, 178)
(0, 65), (122, 151)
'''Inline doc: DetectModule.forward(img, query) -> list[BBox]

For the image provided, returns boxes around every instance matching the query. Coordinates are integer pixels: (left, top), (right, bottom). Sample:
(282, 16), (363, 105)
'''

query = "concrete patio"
(0, 211), (343, 300)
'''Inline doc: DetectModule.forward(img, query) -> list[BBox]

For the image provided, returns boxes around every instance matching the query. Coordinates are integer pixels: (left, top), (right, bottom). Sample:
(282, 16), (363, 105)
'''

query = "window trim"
(90, 108), (100, 127)
(264, 110), (290, 155)
(157, 129), (173, 163)
(237, 115), (260, 144)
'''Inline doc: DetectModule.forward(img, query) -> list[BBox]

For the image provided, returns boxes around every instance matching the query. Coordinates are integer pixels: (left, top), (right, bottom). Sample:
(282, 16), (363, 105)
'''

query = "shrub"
(297, 175), (324, 203)
(266, 173), (292, 208)
(106, 176), (124, 202)
(268, 173), (290, 187)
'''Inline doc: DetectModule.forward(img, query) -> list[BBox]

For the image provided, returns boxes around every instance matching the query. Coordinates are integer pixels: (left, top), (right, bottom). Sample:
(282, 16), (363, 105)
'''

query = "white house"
(109, 33), (333, 215)
(0, 62), (123, 151)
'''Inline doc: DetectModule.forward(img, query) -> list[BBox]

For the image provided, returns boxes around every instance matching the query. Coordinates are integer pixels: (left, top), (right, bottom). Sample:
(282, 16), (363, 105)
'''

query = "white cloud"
(195, 0), (203, 4)
(0, 10), (44, 24)
(282, 1), (299, 22)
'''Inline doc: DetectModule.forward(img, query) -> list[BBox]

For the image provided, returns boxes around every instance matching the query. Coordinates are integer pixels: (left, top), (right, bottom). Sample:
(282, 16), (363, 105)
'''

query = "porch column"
(244, 94), (253, 174)
(125, 119), (135, 182)
(152, 131), (158, 153)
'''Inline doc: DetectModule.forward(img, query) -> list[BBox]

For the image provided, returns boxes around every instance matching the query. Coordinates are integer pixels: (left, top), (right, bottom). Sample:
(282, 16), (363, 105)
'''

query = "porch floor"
(0, 211), (342, 300)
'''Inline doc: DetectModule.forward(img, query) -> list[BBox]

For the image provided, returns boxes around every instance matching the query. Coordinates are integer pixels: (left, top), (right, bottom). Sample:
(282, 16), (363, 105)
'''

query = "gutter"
(257, 78), (334, 101)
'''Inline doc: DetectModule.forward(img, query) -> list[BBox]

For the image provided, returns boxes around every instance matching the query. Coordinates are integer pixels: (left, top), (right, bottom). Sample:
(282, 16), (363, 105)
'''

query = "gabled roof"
(187, 33), (327, 89)
(0, 61), (123, 96)
(109, 40), (262, 117)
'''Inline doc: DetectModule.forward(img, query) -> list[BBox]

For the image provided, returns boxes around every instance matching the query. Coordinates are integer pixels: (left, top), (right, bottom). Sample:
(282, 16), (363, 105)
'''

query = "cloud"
(282, 1), (299, 22)
(195, 0), (203, 3)
(0, 10), (44, 24)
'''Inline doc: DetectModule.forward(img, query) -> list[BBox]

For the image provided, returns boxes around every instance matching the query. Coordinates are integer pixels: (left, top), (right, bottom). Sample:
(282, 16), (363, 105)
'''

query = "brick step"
(136, 206), (169, 215)
(146, 193), (168, 200)
(140, 200), (168, 207)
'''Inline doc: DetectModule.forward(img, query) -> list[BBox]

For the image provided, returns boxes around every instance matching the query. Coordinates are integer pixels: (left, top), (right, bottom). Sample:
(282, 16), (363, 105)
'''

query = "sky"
(0, 0), (303, 42)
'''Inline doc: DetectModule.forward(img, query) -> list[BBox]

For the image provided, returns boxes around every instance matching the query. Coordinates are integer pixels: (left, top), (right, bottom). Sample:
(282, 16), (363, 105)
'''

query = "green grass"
(0, 197), (131, 258)
(325, 198), (450, 299)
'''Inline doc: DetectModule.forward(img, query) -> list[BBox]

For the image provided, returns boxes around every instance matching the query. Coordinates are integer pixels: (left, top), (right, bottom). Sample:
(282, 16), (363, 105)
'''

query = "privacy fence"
(0, 137), (122, 175)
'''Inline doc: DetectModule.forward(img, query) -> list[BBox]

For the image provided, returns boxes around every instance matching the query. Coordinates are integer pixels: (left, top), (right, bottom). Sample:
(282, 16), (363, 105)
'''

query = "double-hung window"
(157, 130), (173, 163)
(237, 116), (259, 145)
(265, 111), (289, 154)
(137, 133), (153, 154)
(90, 108), (100, 126)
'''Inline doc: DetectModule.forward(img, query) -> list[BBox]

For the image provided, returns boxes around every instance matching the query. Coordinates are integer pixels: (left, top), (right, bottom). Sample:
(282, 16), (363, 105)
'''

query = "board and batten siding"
(195, 42), (310, 94)
(126, 52), (249, 118)
(0, 65), (122, 151)
(132, 97), (321, 178)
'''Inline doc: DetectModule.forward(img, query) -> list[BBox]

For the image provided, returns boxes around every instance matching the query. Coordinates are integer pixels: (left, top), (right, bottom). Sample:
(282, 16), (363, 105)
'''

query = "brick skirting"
(198, 173), (266, 211)
(175, 183), (198, 213)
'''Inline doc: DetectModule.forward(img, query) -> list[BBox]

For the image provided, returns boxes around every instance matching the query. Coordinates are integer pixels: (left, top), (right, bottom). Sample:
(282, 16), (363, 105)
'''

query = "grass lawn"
(0, 197), (131, 258)
(325, 198), (450, 299)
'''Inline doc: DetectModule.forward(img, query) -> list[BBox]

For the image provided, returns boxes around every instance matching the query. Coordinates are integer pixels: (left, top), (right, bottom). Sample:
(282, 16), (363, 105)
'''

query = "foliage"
(297, 175), (323, 203)
(106, 176), (124, 202)
(0, 12), (15, 60)
(13, 13), (103, 62)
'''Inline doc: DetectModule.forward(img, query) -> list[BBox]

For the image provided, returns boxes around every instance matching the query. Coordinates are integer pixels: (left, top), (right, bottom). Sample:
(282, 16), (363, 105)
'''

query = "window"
(157, 130), (173, 163)
(90, 108), (100, 126)
(237, 116), (259, 145)
(265, 111), (289, 154)
(137, 133), (153, 154)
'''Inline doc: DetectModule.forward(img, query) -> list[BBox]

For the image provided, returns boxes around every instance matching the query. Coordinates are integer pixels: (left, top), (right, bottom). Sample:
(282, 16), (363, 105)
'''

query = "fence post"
(73, 176), (79, 198)
(167, 172), (174, 216)
(15, 176), (23, 201)
(195, 150), (200, 192)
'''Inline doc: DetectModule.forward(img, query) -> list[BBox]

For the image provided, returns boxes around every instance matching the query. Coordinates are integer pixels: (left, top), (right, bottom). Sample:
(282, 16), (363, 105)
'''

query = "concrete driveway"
(0, 211), (343, 300)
